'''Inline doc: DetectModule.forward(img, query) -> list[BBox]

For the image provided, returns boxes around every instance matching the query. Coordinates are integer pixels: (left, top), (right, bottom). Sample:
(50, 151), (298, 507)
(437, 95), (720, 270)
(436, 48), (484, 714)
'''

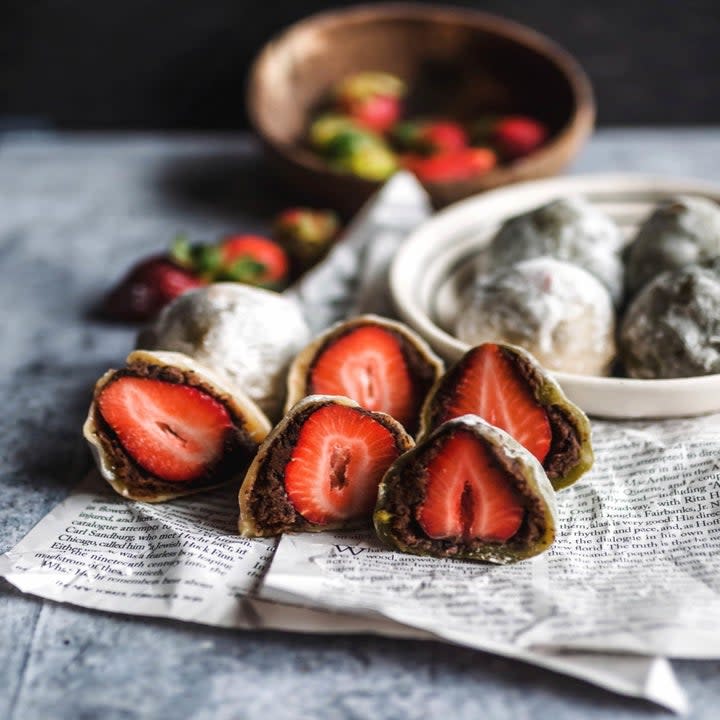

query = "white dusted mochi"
(486, 196), (625, 305)
(455, 257), (616, 376)
(138, 283), (311, 420)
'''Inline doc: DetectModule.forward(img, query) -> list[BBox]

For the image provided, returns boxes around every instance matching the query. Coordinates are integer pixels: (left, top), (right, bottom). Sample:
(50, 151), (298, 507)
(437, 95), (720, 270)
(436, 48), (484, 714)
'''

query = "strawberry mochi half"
(239, 395), (414, 537)
(84, 350), (272, 502)
(374, 415), (558, 564)
(285, 315), (444, 436)
(419, 343), (593, 491)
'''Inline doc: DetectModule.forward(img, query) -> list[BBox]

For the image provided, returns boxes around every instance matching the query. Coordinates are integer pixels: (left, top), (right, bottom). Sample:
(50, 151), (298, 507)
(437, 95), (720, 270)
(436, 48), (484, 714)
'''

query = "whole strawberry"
(348, 95), (401, 134)
(335, 72), (406, 133)
(393, 120), (468, 154)
(309, 114), (378, 155)
(494, 116), (548, 159)
(422, 121), (468, 153)
(218, 234), (290, 289)
(308, 113), (397, 181)
(102, 256), (205, 322)
(170, 233), (290, 290)
(274, 208), (340, 270)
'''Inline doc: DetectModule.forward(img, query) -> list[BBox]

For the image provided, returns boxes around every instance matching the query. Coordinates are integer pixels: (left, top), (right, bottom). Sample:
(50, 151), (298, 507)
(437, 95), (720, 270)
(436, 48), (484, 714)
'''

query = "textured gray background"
(2, 130), (720, 719)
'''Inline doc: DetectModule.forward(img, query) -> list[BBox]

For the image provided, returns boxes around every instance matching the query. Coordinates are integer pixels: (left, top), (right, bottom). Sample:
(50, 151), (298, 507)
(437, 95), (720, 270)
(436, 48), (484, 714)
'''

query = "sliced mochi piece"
(419, 343), (593, 490)
(83, 350), (271, 502)
(374, 415), (557, 564)
(285, 314), (443, 435)
(239, 395), (414, 537)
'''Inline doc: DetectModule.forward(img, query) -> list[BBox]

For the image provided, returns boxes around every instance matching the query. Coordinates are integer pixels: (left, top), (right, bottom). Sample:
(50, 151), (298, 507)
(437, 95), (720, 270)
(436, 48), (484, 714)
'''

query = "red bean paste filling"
(382, 428), (547, 557)
(428, 348), (581, 480)
(93, 362), (256, 499)
(247, 401), (407, 535)
(306, 325), (438, 435)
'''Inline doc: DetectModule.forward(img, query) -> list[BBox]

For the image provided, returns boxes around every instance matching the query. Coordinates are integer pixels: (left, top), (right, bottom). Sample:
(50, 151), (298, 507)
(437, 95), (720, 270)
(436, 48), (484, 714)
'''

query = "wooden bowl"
(247, 4), (595, 214)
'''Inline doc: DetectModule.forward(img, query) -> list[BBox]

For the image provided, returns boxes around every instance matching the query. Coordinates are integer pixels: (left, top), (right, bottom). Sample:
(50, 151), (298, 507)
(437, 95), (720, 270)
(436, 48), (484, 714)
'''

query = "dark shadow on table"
(156, 146), (299, 223)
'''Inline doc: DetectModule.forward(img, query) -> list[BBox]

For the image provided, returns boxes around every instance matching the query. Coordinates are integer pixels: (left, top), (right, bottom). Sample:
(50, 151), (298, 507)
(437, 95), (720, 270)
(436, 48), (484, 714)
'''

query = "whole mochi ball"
(620, 264), (720, 379)
(138, 283), (311, 420)
(625, 195), (720, 297)
(487, 196), (625, 305)
(455, 257), (617, 376)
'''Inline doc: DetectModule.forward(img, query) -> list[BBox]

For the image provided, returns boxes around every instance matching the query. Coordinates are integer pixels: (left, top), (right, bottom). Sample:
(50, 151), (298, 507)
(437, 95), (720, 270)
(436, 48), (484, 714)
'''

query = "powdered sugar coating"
(487, 196), (625, 305)
(455, 257), (617, 376)
(138, 283), (311, 420)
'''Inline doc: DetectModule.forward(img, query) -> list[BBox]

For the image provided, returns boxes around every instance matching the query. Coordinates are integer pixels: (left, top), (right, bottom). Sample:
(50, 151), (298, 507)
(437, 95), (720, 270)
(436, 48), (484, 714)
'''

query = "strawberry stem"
(219, 257), (268, 282)
(194, 245), (223, 276)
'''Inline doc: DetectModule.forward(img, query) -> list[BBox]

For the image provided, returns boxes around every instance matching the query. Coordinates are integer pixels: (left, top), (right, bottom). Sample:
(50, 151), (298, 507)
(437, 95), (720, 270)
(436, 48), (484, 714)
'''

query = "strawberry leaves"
(169, 233), (289, 288)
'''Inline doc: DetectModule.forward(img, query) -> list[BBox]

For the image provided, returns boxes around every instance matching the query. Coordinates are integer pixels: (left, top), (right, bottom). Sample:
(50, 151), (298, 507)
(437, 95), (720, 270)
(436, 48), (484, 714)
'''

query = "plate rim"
(389, 172), (720, 417)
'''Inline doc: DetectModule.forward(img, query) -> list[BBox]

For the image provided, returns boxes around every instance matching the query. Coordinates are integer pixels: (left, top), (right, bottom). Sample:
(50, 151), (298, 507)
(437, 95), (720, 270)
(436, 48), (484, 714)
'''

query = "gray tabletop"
(2, 130), (719, 720)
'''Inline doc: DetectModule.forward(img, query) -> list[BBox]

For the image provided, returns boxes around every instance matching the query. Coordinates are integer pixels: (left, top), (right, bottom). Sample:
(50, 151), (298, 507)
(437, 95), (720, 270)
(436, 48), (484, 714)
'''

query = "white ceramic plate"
(390, 173), (720, 419)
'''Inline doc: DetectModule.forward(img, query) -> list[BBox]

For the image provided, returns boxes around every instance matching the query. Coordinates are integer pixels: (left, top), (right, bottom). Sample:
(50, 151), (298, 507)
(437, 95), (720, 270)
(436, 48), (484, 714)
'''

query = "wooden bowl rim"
(247, 3), (596, 191)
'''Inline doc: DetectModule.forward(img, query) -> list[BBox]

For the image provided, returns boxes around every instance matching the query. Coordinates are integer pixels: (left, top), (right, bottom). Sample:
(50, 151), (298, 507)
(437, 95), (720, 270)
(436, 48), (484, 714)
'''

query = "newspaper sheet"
(0, 471), (421, 638)
(0, 470), (687, 713)
(2, 173), (709, 713)
(262, 416), (720, 660)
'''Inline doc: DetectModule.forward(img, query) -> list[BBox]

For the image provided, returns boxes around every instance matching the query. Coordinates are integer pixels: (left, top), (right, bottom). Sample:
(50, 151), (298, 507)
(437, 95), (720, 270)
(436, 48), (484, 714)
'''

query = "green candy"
(341, 144), (398, 181)
(325, 129), (378, 159)
(335, 72), (406, 102)
(309, 114), (379, 154)
(309, 114), (353, 149)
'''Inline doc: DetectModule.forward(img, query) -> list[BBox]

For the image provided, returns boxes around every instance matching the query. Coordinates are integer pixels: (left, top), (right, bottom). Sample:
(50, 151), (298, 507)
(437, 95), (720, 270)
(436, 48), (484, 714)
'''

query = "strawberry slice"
(309, 326), (416, 430)
(97, 377), (234, 482)
(284, 404), (400, 524)
(418, 430), (524, 542)
(441, 344), (552, 463)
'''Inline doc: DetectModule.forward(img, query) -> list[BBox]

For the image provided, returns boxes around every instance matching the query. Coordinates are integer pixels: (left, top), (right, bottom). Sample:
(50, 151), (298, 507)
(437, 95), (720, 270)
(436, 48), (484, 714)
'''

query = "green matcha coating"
(625, 195), (720, 297)
(620, 263), (720, 379)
